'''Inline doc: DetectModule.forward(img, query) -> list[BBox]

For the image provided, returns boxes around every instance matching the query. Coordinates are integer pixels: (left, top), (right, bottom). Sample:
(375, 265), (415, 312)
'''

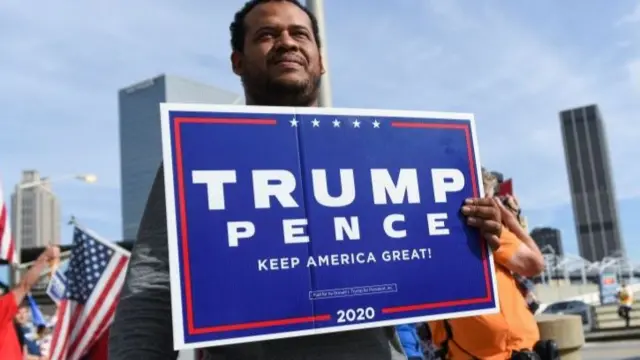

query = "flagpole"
(12, 185), (23, 286)
(306, 0), (333, 108)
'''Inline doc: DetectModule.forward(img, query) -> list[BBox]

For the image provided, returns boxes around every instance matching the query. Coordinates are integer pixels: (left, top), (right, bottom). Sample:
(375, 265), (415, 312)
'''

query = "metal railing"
(539, 249), (640, 284)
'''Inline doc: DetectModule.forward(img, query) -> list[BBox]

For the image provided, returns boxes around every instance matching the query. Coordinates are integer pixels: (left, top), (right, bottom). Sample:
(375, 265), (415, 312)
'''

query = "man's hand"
(39, 245), (60, 264)
(461, 197), (503, 249)
(495, 195), (520, 231)
(12, 245), (62, 305)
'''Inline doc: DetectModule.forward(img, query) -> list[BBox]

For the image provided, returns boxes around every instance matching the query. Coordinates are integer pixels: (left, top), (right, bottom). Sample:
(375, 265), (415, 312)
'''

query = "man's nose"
(275, 31), (299, 50)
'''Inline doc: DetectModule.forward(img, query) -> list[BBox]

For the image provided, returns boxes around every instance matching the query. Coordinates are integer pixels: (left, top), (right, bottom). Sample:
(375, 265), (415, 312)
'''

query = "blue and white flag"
(47, 269), (68, 304)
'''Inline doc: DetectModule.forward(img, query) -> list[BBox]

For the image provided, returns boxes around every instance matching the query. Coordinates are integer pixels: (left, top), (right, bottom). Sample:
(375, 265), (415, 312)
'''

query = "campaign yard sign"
(160, 104), (499, 350)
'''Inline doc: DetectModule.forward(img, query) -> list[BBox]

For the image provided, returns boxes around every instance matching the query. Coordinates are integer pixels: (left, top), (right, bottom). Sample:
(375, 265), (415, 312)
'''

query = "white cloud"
(617, 2), (640, 25)
(628, 59), (640, 92)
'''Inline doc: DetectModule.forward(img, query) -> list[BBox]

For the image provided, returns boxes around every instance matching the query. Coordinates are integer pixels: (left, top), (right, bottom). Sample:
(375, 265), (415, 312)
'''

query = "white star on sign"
(312, 118), (320, 127)
(332, 119), (341, 127)
(290, 118), (298, 127)
(352, 119), (361, 128)
(373, 120), (381, 128)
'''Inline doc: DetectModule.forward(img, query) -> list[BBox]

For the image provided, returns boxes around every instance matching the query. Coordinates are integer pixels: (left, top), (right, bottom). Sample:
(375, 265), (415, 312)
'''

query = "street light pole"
(11, 173), (97, 286)
(306, 0), (333, 108)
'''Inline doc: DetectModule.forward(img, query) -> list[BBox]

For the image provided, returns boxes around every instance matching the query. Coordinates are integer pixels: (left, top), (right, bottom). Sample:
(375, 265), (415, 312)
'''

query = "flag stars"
(332, 119), (341, 127)
(290, 118), (298, 127)
(373, 120), (381, 128)
(352, 119), (361, 128)
(65, 229), (118, 304)
(311, 118), (320, 127)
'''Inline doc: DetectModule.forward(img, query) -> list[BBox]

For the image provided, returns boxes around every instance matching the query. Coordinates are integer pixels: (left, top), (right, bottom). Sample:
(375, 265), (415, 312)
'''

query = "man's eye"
(292, 32), (309, 39)
(257, 32), (276, 40)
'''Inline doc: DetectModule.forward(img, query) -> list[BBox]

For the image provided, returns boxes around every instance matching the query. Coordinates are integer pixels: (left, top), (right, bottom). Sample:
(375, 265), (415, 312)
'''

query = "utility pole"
(307, 0), (333, 107)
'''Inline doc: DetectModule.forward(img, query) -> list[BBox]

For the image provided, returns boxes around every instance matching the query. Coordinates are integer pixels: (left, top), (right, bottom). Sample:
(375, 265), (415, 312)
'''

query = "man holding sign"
(110, 0), (511, 359)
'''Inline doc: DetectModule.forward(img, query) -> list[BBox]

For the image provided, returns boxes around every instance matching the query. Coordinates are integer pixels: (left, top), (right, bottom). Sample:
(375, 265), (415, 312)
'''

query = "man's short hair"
(230, 0), (322, 52)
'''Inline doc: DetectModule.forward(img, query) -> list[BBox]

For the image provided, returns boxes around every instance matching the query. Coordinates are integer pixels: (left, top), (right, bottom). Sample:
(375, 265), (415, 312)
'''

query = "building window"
(587, 120), (608, 190)
(574, 111), (595, 192)
(563, 119), (583, 193)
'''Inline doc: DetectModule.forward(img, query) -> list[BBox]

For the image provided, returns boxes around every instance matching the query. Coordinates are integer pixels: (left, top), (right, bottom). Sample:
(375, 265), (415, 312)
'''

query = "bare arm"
(12, 246), (59, 305)
(505, 229), (544, 277)
(109, 165), (178, 360)
(497, 196), (544, 277)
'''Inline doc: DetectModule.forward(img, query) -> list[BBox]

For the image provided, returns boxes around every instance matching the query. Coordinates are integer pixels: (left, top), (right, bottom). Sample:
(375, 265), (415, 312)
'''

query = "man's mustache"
(269, 52), (305, 66)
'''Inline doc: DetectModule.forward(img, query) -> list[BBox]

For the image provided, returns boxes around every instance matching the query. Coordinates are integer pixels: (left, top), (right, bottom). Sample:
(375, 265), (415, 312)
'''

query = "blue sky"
(0, 0), (639, 271)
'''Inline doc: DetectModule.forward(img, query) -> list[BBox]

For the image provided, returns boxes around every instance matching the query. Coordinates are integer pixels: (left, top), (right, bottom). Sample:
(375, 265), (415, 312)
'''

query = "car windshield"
(548, 302), (570, 311)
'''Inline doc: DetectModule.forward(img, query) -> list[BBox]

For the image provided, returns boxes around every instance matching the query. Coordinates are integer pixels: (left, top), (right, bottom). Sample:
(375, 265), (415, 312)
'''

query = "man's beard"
(241, 70), (321, 107)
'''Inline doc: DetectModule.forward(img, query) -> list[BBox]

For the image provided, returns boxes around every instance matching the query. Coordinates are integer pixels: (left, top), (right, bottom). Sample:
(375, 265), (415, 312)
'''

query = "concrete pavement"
(582, 339), (640, 360)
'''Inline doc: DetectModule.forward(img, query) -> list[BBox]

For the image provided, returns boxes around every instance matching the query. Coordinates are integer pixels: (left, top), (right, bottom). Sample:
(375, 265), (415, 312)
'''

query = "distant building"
(10, 170), (61, 249)
(559, 104), (624, 261)
(119, 74), (240, 240)
(530, 227), (564, 256)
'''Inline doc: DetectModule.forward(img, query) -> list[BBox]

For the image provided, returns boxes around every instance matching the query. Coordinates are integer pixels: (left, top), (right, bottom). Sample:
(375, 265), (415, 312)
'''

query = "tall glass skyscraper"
(559, 104), (624, 262)
(119, 74), (240, 240)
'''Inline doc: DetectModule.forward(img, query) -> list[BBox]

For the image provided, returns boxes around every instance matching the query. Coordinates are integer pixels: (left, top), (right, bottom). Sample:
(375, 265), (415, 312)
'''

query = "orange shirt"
(0, 293), (21, 360)
(429, 230), (540, 360)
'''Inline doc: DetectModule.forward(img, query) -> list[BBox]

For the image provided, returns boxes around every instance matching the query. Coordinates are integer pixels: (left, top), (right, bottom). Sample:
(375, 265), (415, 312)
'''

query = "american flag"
(0, 180), (17, 264)
(49, 226), (130, 360)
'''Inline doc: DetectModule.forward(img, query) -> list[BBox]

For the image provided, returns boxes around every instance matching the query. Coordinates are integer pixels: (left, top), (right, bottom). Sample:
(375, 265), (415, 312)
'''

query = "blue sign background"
(161, 105), (498, 348)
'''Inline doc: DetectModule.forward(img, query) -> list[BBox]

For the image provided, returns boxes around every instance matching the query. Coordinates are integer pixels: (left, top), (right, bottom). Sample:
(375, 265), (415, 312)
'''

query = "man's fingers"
(486, 234), (501, 251)
(464, 197), (494, 206)
(461, 204), (499, 220)
(467, 217), (502, 243)
(464, 197), (503, 250)
(482, 220), (503, 235)
(466, 216), (481, 227)
(466, 217), (502, 233)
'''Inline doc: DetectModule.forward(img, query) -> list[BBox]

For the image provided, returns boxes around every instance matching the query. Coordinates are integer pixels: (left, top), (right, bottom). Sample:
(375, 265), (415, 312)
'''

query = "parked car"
(542, 300), (596, 332)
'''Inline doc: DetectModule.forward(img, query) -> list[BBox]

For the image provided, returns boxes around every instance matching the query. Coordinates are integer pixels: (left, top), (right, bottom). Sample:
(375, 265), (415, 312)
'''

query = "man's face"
(232, 1), (324, 105)
(16, 307), (28, 324)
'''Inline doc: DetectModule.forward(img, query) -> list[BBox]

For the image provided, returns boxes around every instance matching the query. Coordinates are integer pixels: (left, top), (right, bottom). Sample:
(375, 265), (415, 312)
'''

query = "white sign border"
(160, 103), (500, 350)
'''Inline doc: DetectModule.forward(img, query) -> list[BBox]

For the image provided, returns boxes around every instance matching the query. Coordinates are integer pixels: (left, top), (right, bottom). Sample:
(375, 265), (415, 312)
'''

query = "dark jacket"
(109, 165), (407, 360)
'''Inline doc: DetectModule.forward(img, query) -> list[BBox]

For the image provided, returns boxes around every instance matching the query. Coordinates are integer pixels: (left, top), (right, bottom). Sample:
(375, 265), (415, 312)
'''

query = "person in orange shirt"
(0, 246), (60, 360)
(429, 172), (547, 360)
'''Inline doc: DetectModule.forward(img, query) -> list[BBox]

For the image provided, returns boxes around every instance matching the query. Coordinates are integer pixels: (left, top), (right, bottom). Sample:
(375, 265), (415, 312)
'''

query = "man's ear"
(231, 51), (243, 76)
(319, 53), (326, 75)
